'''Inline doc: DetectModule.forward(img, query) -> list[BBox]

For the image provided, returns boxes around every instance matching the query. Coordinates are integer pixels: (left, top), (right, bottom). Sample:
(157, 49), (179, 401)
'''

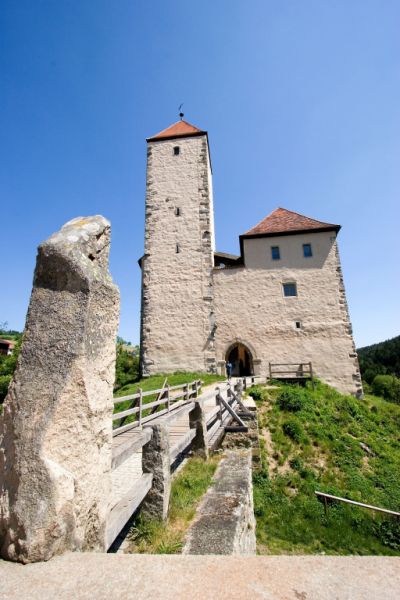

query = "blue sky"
(1, 1), (399, 347)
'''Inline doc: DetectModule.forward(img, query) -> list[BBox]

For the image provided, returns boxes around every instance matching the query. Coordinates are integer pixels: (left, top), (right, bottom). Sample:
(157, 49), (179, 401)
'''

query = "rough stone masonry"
(0, 216), (119, 563)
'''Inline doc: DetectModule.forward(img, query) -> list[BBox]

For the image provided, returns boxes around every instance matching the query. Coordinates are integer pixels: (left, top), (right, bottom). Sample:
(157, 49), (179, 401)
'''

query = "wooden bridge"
(106, 376), (259, 548)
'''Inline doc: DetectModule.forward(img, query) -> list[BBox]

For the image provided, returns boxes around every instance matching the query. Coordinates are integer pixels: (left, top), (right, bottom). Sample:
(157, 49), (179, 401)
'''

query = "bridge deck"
(107, 380), (245, 548)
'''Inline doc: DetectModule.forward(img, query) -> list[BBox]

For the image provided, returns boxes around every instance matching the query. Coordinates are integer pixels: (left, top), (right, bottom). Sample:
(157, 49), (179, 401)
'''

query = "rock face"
(0, 216), (120, 563)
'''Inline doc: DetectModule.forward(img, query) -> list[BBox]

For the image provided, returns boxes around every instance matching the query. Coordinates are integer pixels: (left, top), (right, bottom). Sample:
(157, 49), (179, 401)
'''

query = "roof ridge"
(242, 206), (340, 237)
(147, 119), (206, 141)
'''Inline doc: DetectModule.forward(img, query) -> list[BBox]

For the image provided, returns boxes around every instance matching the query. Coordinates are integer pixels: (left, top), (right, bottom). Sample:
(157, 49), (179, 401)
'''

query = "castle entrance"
(226, 343), (254, 376)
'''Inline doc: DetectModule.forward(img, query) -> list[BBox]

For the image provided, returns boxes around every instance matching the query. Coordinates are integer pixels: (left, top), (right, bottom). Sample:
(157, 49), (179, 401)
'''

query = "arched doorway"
(226, 342), (254, 376)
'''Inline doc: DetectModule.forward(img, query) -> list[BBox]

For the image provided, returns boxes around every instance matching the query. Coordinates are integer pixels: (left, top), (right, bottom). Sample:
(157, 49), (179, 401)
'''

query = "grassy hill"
(252, 381), (400, 555)
(357, 335), (400, 383)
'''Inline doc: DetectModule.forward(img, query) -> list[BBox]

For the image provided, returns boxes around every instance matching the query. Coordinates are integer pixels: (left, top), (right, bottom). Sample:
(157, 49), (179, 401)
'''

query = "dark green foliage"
(0, 337), (21, 402)
(254, 380), (400, 555)
(372, 375), (400, 404)
(248, 385), (267, 402)
(282, 417), (304, 442)
(0, 375), (12, 401)
(358, 335), (400, 383)
(374, 519), (400, 551)
(114, 342), (139, 391)
(277, 386), (307, 412)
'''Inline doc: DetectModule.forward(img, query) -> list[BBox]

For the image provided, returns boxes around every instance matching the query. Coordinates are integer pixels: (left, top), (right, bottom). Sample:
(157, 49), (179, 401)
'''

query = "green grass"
(113, 371), (225, 430)
(127, 455), (220, 553)
(114, 371), (225, 398)
(252, 381), (400, 555)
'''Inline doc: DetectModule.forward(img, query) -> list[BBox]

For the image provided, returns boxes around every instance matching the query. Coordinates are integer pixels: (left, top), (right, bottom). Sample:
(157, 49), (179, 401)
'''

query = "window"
(176, 244), (180, 254)
(175, 207), (181, 216)
(295, 321), (302, 329)
(283, 282), (297, 297)
(271, 246), (280, 260)
(173, 146), (180, 156)
(303, 243), (312, 258)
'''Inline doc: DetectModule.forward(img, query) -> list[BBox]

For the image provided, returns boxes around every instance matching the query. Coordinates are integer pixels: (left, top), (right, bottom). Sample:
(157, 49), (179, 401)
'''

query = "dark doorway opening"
(226, 343), (254, 376)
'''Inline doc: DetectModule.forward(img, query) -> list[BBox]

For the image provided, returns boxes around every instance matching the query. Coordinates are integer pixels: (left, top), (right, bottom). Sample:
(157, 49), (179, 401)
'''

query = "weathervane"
(178, 103), (184, 120)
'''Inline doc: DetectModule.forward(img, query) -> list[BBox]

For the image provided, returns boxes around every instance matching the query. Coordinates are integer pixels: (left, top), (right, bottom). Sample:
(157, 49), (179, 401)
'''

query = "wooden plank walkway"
(107, 378), (258, 548)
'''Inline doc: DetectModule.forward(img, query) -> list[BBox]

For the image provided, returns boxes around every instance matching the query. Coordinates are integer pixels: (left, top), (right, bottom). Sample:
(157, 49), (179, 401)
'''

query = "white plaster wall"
(140, 134), (215, 374)
(213, 233), (362, 396)
(243, 231), (335, 270)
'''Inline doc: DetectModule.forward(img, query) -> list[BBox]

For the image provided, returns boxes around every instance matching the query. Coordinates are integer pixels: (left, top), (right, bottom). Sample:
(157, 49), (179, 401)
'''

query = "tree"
(114, 341), (139, 390)
(0, 337), (21, 402)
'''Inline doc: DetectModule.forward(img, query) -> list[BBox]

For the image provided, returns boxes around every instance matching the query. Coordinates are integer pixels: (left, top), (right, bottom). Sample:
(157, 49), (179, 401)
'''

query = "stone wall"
(213, 232), (362, 397)
(0, 216), (119, 563)
(183, 450), (256, 555)
(140, 134), (216, 375)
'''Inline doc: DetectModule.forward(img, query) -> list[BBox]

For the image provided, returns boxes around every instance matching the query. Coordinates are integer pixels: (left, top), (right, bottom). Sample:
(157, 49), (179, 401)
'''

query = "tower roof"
(147, 120), (206, 142)
(241, 207), (341, 238)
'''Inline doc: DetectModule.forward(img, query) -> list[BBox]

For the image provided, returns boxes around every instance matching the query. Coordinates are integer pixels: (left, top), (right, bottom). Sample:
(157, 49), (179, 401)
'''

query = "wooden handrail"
(315, 491), (400, 517)
(113, 379), (202, 435)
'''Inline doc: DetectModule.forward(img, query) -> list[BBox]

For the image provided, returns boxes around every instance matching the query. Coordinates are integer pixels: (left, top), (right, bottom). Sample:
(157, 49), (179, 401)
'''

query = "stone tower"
(140, 120), (216, 375)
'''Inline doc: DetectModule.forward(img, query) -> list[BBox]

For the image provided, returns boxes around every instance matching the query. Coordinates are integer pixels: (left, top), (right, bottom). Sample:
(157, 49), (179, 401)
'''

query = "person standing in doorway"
(226, 360), (233, 380)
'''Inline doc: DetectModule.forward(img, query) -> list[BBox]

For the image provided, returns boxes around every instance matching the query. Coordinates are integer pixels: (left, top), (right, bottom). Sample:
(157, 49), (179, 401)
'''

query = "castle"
(139, 119), (362, 397)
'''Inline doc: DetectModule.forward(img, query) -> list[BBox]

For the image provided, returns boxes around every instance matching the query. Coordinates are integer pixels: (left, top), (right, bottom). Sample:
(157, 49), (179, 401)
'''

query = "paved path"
(0, 554), (398, 600)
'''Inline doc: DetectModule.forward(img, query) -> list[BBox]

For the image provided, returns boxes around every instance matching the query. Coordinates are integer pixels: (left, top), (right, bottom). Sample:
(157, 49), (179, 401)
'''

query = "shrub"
(277, 387), (306, 412)
(0, 375), (12, 403)
(248, 385), (267, 402)
(114, 343), (139, 390)
(374, 519), (400, 551)
(282, 418), (304, 443)
(372, 375), (400, 404)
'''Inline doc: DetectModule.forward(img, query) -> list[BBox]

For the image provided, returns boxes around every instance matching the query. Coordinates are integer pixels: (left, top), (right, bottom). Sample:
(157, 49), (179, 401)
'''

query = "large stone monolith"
(0, 216), (119, 563)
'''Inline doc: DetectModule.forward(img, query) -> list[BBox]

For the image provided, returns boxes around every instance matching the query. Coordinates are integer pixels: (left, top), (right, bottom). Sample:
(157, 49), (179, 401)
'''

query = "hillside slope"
(357, 335), (400, 383)
(253, 381), (400, 555)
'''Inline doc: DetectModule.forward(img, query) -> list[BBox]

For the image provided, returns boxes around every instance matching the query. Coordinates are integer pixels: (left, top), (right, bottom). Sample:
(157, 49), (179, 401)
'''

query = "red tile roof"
(242, 208), (340, 237)
(147, 120), (206, 141)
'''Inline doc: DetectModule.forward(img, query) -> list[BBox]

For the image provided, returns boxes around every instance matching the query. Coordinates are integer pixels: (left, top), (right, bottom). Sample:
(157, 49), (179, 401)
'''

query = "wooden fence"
(269, 362), (313, 383)
(112, 380), (201, 436)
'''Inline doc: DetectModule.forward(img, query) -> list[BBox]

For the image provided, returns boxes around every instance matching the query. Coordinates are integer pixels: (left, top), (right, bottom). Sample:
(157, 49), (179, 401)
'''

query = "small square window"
(173, 146), (180, 156)
(295, 321), (302, 329)
(303, 243), (312, 257)
(175, 207), (181, 216)
(283, 282), (297, 297)
(271, 246), (280, 260)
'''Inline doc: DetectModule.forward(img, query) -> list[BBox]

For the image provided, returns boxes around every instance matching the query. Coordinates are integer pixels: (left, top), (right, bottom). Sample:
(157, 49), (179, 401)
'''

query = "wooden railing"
(269, 362), (313, 381)
(315, 491), (400, 518)
(204, 382), (253, 448)
(112, 379), (202, 436)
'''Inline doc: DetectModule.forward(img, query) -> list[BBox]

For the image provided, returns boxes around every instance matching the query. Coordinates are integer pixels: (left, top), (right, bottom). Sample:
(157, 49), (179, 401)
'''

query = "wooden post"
(138, 387), (143, 426)
(216, 388), (223, 424)
(269, 363), (272, 379)
(184, 383), (189, 402)
(309, 362), (315, 389)
(166, 384), (170, 412)
(189, 399), (209, 459)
